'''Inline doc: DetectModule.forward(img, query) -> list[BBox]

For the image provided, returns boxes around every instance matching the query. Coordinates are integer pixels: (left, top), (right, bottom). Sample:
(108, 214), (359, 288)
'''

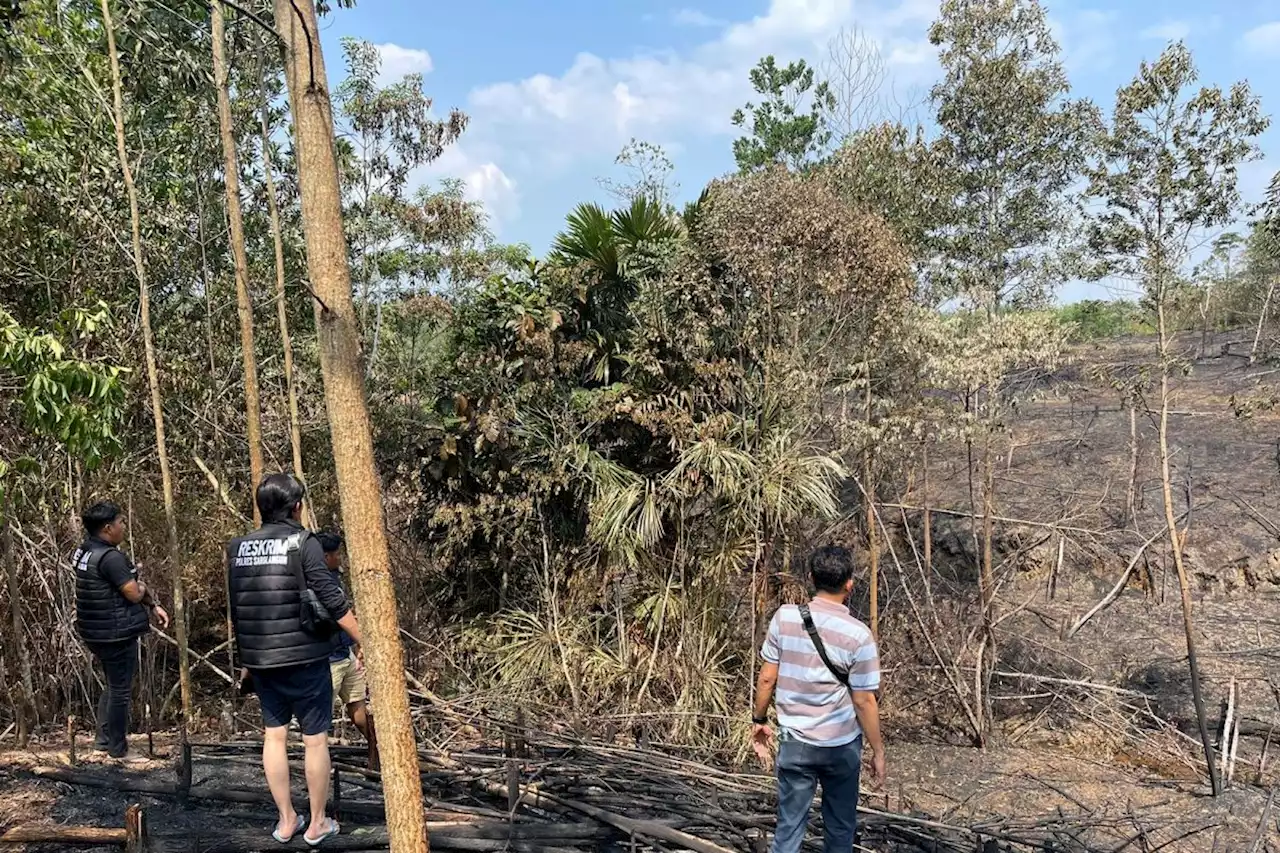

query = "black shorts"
(252, 660), (333, 736)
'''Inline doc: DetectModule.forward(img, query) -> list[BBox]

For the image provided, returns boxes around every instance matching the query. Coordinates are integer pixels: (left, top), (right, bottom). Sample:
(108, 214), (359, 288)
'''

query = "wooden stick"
(1064, 517), (1184, 639)
(67, 715), (77, 766)
(125, 804), (144, 853)
(177, 724), (192, 804)
(1248, 787), (1276, 853)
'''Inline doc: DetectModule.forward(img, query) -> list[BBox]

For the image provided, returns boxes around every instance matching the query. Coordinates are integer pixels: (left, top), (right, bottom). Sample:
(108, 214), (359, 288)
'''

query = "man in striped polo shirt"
(752, 546), (885, 853)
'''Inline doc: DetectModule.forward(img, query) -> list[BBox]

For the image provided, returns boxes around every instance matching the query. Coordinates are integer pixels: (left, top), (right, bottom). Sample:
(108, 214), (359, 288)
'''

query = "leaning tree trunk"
(273, 3), (428, 851)
(1250, 276), (1277, 365)
(1156, 290), (1221, 796)
(211, 1), (265, 521)
(258, 61), (316, 530)
(100, 0), (191, 723)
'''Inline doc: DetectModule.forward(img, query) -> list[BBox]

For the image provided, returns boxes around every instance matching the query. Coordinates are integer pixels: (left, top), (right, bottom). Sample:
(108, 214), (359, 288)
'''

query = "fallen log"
(0, 826), (127, 846)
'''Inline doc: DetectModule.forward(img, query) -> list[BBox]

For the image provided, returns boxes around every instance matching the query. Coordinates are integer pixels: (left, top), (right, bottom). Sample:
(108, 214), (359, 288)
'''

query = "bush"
(1054, 299), (1148, 341)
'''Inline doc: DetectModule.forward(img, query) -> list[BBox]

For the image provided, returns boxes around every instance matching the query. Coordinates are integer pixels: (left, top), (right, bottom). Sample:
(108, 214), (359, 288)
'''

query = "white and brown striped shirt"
(760, 598), (880, 747)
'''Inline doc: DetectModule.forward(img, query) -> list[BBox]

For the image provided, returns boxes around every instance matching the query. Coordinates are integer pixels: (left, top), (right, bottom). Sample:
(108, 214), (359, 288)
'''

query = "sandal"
(304, 818), (340, 847)
(272, 814), (305, 844)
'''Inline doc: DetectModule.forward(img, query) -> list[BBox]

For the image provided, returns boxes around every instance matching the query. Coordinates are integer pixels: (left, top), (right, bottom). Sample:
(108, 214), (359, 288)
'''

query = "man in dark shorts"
(227, 474), (361, 846)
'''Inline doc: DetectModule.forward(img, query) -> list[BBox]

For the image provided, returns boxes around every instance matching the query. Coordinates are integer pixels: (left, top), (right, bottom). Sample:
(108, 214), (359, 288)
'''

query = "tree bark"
(922, 440), (932, 571)
(2, 500), (35, 746)
(1249, 277), (1276, 365)
(1156, 293), (1221, 796)
(100, 0), (190, 724)
(258, 61), (317, 530)
(1126, 399), (1139, 528)
(863, 367), (878, 640)
(211, 1), (265, 522)
(272, 3), (427, 851)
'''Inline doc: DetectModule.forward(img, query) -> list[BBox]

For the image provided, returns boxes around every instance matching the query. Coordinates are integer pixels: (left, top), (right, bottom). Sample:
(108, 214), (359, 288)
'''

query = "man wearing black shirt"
(227, 474), (361, 846)
(74, 501), (169, 760)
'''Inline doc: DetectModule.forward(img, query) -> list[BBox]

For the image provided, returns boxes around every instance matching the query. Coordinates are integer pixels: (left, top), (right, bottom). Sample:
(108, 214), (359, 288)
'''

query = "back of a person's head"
(316, 530), (345, 554)
(255, 474), (305, 524)
(808, 545), (854, 594)
(82, 501), (121, 536)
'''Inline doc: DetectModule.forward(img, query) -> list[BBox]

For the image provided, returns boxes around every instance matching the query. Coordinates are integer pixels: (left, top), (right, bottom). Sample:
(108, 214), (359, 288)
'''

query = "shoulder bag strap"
(798, 603), (850, 688)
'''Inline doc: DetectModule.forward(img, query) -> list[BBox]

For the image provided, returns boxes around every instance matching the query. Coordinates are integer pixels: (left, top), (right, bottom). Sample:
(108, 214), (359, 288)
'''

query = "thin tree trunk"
(100, 0), (191, 724)
(978, 424), (995, 746)
(863, 364), (878, 640)
(1156, 294), (1221, 796)
(922, 440), (932, 571)
(2, 502), (34, 747)
(1127, 399), (1139, 528)
(258, 61), (317, 530)
(1250, 277), (1276, 365)
(273, 4), (427, 851)
(211, 1), (265, 521)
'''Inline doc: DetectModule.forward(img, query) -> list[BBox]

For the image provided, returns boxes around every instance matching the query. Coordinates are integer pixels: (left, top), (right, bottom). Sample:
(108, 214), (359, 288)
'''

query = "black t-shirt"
(92, 538), (137, 591)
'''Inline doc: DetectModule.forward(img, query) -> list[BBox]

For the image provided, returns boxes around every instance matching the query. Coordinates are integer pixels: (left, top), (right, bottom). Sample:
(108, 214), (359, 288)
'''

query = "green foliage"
(0, 303), (128, 474)
(731, 56), (836, 172)
(930, 0), (1099, 308)
(1085, 43), (1269, 304)
(1053, 300), (1148, 341)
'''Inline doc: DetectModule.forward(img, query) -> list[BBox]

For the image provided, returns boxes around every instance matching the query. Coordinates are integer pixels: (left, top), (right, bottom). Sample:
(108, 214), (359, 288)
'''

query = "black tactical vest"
(74, 538), (149, 644)
(227, 523), (330, 669)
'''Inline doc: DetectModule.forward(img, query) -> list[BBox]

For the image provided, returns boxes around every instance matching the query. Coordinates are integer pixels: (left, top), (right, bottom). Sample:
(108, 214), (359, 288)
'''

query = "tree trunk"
(259, 61), (317, 530)
(272, 4), (427, 851)
(863, 367), (878, 640)
(1156, 295), (1221, 796)
(2, 501), (35, 746)
(978, 425), (995, 746)
(100, 0), (191, 724)
(1249, 277), (1276, 365)
(211, 1), (265, 522)
(922, 440), (932, 571)
(1126, 399), (1139, 528)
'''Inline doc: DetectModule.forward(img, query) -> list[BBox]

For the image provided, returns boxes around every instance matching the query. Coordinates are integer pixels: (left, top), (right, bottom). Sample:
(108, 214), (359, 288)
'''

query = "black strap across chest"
(798, 603), (850, 688)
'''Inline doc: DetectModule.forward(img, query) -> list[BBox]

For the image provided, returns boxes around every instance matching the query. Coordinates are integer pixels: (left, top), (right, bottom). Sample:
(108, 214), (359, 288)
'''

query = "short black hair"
(256, 473), (306, 524)
(316, 530), (345, 553)
(82, 501), (122, 536)
(808, 545), (854, 594)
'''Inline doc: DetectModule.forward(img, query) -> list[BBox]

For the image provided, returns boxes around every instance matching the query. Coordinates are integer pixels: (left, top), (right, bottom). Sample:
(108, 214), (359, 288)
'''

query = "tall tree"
(259, 60), (316, 529)
(928, 0), (1095, 741)
(929, 0), (1096, 309)
(731, 56), (835, 173)
(99, 0), (192, 724)
(335, 37), (465, 348)
(1086, 41), (1268, 796)
(273, 3), (427, 851)
(211, 0), (265, 520)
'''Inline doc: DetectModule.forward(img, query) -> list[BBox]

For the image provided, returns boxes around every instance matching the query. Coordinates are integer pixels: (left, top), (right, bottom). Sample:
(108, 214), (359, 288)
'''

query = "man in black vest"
(74, 501), (169, 760)
(227, 474), (361, 846)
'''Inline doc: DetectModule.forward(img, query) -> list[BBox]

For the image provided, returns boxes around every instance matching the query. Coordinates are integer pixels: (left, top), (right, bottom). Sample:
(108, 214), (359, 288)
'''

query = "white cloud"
(414, 145), (521, 231)
(467, 0), (940, 170)
(1242, 22), (1280, 53)
(1139, 20), (1191, 42)
(464, 162), (520, 225)
(673, 8), (724, 28)
(375, 43), (433, 84)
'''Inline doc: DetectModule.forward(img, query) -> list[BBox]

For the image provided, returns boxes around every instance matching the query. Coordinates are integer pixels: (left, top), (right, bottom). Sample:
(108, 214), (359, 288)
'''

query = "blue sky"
(316, 0), (1280, 302)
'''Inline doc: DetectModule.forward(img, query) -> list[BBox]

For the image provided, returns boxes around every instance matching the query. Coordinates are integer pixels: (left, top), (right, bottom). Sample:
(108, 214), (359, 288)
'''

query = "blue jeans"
(772, 735), (862, 853)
